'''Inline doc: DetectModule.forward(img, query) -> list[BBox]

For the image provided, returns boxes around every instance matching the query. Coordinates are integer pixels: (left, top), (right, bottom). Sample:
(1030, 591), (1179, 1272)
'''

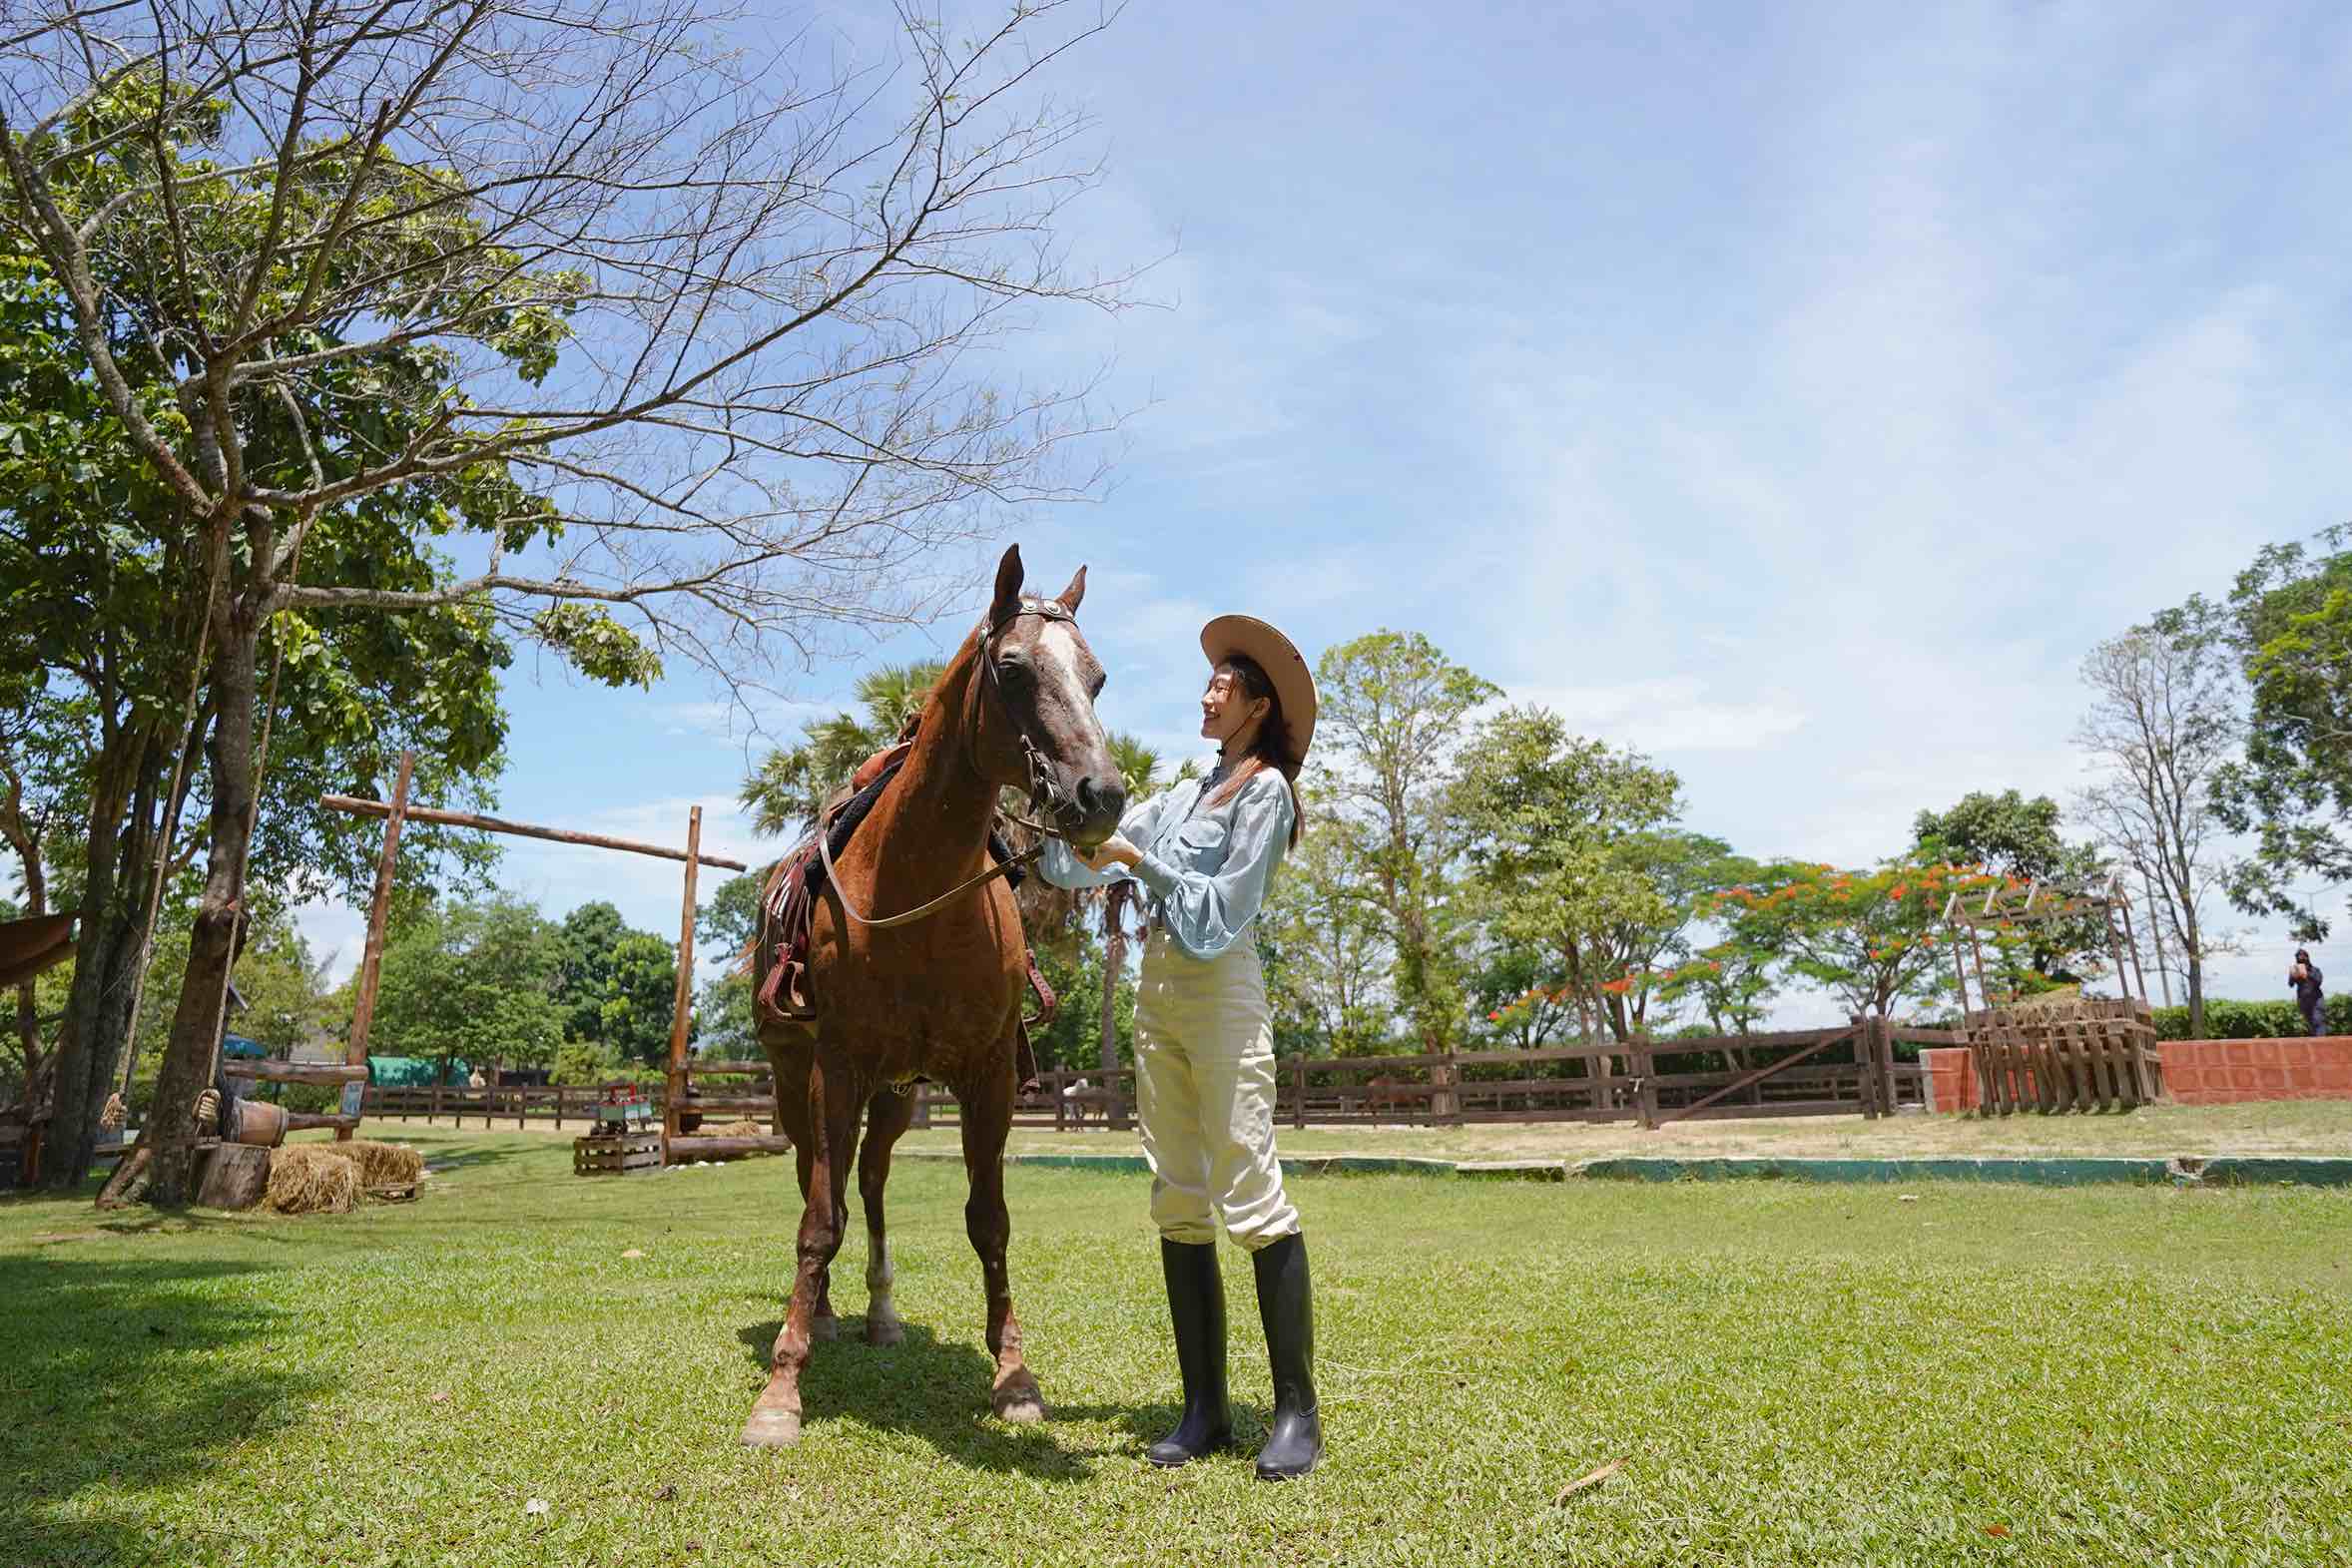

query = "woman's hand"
(1076, 833), (1141, 871)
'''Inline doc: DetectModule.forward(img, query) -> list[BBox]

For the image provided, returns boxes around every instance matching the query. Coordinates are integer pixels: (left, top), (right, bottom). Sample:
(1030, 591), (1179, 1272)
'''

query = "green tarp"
(365, 1055), (472, 1087)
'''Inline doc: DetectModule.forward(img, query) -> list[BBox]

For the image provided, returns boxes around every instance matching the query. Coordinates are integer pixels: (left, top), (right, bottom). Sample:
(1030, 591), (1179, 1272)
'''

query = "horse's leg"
(860, 1087), (916, 1346)
(744, 1053), (861, 1447)
(771, 1034), (837, 1340)
(962, 1063), (1045, 1423)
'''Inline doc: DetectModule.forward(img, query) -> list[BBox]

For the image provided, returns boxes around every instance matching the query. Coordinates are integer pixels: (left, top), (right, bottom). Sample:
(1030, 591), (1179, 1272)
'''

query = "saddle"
(755, 736), (1054, 1093)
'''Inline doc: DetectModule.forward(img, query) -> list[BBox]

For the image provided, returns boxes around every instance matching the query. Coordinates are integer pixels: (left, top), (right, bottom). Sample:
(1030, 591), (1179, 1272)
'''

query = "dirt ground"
(378, 1097), (2352, 1161)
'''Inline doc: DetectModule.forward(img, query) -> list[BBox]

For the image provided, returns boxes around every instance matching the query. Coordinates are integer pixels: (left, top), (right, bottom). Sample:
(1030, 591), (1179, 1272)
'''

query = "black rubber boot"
(1251, 1232), (1323, 1480)
(1147, 1240), (1231, 1466)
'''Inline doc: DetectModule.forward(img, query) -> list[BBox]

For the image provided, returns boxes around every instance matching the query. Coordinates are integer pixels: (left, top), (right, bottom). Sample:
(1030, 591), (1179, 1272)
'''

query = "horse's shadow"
(734, 1315), (1181, 1482)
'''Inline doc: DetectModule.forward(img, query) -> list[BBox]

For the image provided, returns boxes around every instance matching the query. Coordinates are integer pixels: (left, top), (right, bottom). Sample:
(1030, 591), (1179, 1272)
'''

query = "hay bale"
(335, 1139), (423, 1189)
(265, 1145), (361, 1215)
(713, 1119), (768, 1140)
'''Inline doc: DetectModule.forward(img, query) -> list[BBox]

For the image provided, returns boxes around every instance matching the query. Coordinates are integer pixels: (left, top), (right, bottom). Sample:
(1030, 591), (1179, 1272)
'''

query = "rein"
(816, 601), (1076, 931)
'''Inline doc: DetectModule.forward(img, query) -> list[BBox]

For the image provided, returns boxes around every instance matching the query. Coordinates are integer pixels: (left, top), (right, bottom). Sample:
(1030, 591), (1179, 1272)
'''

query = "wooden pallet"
(1965, 997), (2163, 1115)
(574, 1131), (662, 1177)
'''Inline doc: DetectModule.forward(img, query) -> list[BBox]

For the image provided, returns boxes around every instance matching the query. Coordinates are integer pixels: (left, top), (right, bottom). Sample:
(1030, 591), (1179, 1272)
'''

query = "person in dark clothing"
(2288, 949), (2326, 1037)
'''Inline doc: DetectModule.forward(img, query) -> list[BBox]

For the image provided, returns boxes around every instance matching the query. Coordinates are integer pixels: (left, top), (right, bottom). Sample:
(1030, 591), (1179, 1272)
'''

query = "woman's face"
(1199, 664), (1268, 749)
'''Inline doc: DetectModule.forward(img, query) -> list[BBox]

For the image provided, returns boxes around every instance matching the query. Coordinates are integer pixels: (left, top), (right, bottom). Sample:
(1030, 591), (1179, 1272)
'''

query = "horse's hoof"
(992, 1387), (1048, 1425)
(866, 1316), (905, 1347)
(811, 1313), (840, 1342)
(739, 1406), (804, 1448)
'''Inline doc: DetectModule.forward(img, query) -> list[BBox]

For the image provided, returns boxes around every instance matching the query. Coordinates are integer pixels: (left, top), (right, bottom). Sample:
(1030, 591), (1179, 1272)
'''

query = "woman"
(2289, 948), (2326, 1037)
(1039, 614), (1322, 1481)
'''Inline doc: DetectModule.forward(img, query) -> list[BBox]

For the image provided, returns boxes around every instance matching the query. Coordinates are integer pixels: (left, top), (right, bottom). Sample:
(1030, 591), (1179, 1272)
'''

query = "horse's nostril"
(1073, 776), (1124, 821)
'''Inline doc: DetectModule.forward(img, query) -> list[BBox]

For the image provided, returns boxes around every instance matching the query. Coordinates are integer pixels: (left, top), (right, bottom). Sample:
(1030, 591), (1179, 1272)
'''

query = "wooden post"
(341, 751), (413, 1141)
(664, 806), (703, 1166)
(1293, 1056), (1308, 1131)
(1633, 1038), (1658, 1131)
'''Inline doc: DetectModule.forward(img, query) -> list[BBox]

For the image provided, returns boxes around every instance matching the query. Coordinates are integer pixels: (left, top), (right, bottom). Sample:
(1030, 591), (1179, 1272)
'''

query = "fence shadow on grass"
(735, 1316), (1146, 1482)
(0, 1255), (327, 1566)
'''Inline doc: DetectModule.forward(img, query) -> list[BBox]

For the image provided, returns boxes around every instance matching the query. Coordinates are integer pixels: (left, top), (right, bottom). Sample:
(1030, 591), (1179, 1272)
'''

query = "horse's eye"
(997, 657), (1031, 685)
(1089, 672), (1106, 698)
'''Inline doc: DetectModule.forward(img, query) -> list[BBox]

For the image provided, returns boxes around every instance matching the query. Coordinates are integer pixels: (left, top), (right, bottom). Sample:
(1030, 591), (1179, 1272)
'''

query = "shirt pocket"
(1170, 815), (1230, 870)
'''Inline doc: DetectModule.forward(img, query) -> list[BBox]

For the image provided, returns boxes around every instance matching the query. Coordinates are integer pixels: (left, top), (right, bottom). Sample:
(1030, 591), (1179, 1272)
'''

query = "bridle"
(816, 599), (1082, 930)
(969, 597), (1081, 833)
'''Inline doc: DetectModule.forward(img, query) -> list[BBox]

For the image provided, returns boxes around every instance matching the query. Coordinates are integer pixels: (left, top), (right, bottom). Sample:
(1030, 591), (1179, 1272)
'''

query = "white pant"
(1134, 928), (1300, 1250)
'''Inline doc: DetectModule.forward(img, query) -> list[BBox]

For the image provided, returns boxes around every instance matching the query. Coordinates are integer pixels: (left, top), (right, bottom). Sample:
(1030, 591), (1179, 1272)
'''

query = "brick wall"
(1921, 1039), (2352, 1111)
(2160, 1037), (2352, 1105)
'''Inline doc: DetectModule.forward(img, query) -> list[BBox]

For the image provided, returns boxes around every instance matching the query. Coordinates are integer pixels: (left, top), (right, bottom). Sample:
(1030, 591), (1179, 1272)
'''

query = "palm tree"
(1097, 739), (1188, 1084)
(740, 662), (945, 838)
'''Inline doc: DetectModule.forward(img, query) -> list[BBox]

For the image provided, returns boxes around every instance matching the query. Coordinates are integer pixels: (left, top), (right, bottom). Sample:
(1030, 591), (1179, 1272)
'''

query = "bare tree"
(2074, 628), (2239, 1036)
(0, 0), (1135, 1199)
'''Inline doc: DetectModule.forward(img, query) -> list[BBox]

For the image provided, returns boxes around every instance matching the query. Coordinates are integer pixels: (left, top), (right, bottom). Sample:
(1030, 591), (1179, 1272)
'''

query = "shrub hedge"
(2151, 994), (2346, 1040)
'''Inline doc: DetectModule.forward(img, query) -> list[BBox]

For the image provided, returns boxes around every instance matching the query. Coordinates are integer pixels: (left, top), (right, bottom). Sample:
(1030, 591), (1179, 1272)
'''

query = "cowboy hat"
(1200, 614), (1317, 771)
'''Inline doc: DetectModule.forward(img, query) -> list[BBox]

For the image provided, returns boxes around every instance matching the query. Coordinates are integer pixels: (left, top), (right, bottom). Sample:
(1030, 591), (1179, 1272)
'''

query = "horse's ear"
(990, 544), (1024, 625)
(1055, 565), (1086, 614)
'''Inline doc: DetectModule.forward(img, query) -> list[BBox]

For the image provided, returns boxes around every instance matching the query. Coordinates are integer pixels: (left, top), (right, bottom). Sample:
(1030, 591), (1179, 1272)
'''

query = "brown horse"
(743, 546), (1124, 1448)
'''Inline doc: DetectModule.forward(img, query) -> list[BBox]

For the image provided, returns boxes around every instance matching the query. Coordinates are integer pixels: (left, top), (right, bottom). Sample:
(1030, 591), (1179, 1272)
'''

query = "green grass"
(4, 1126), (2349, 1566)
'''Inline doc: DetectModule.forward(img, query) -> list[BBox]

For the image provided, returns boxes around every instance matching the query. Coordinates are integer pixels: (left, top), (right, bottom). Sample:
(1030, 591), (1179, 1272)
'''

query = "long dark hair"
(1203, 655), (1304, 848)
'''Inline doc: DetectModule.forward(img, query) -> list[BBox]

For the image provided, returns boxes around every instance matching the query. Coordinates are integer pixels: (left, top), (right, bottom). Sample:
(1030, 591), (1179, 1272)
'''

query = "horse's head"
(971, 544), (1126, 847)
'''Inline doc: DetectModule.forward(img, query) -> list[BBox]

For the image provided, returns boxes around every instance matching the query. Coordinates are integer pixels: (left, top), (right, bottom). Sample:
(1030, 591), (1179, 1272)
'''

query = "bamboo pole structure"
(664, 806), (703, 1166)
(320, 795), (747, 871)
(340, 752), (414, 1140)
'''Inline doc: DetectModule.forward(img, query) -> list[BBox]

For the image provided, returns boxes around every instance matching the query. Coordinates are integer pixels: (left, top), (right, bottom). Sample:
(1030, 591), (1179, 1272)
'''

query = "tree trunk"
(2185, 952), (2205, 1040)
(42, 726), (166, 1189)
(4, 813), (45, 1079)
(144, 595), (261, 1206)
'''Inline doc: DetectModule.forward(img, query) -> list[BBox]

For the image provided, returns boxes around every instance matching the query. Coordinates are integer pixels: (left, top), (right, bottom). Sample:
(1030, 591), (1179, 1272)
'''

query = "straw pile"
(338, 1139), (424, 1189)
(264, 1145), (362, 1215)
(711, 1119), (781, 1156)
(261, 1140), (424, 1214)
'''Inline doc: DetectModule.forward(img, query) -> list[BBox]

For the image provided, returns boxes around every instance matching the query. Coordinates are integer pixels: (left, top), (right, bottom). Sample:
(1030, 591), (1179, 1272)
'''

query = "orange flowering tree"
(1710, 857), (2004, 1019)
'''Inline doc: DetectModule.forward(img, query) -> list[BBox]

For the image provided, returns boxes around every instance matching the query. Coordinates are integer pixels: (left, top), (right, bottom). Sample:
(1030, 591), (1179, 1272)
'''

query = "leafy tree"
(1714, 860), (1977, 1020)
(1642, 851), (1777, 1042)
(601, 932), (685, 1067)
(553, 901), (682, 1066)
(2074, 626), (2239, 1036)
(1452, 710), (1702, 1043)
(367, 897), (566, 1074)
(1912, 789), (2108, 988)
(694, 870), (767, 1060)
(1260, 782), (1393, 1057)
(1466, 937), (1574, 1050)
(1, 1), (1131, 1205)
(2185, 529), (2352, 939)
(1312, 632), (1499, 1054)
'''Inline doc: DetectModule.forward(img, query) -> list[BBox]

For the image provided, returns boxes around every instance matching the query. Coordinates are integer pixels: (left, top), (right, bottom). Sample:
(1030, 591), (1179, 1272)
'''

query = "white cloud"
(1506, 679), (1808, 755)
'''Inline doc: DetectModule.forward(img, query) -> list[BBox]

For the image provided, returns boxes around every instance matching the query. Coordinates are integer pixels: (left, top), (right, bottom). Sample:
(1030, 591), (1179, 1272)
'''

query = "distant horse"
(1062, 1076), (1095, 1127)
(744, 546), (1124, 1447)
(1366, 1074), (1414, 1120)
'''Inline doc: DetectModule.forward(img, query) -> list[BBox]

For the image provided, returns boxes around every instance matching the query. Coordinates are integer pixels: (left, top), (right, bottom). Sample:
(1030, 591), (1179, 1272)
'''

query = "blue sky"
(300, 1), (2352, 1013)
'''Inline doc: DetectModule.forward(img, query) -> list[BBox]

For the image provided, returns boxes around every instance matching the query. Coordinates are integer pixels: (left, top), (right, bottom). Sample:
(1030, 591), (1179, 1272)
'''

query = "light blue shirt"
(1038, 762), (1296, 959)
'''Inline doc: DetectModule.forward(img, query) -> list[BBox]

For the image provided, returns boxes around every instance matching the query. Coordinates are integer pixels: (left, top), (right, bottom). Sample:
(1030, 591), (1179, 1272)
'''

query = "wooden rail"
(360, 1022), (1937, 1139)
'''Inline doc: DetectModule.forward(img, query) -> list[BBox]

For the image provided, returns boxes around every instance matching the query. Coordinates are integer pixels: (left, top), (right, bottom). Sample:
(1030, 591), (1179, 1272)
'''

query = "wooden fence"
(363, 1019), (1947, 1140)
(916, 1019), (1944, 1132)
